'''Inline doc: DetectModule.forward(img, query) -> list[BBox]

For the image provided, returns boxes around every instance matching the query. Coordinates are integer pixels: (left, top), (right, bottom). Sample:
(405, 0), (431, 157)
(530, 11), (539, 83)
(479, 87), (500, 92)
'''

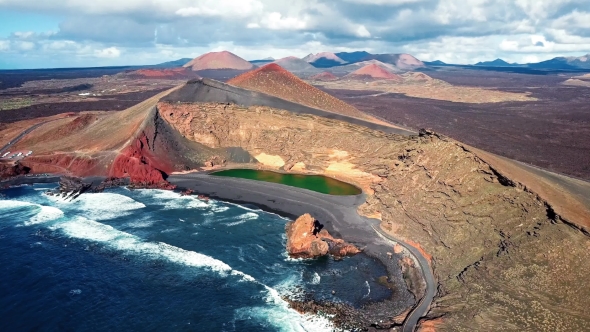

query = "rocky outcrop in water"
(285, 213), (360, 259)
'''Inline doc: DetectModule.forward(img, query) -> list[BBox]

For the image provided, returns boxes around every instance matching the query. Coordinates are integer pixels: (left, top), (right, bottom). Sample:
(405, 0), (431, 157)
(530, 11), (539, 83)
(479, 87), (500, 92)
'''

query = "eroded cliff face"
(157, 101), (590, 331)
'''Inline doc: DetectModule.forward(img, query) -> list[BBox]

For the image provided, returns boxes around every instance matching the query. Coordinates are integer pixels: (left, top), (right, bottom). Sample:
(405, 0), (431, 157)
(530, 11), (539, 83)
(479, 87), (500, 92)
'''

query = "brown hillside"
(346, 64), (401, 80)
(183, 51), (254, 71)
(227, 63), (371, 120)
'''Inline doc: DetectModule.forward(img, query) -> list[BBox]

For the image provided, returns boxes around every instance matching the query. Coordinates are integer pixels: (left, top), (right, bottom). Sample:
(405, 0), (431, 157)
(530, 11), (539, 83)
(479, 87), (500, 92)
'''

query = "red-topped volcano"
(183, 51), (255, 71)
(345, 64), (401, 80)
(310, 71), (338, 81)
(227, 63), (370, 120)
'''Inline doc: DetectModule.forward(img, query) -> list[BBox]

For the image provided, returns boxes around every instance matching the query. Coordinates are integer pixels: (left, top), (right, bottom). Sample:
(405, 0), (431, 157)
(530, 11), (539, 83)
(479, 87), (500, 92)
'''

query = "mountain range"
(154, 52), (590, 72)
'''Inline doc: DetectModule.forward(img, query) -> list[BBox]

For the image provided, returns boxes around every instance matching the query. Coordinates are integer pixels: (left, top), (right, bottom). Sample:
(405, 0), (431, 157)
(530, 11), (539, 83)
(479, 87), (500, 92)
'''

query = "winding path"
(168, 173), (436, 332)
(0, 119), (59, 155)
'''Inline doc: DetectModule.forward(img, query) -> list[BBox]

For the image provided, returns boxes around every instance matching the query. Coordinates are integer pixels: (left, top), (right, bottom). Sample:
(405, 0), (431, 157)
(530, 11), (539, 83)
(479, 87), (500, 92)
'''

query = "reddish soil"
(183, 51), (254, 71)
(310, 71), (338, 81)
(345, 64), (401, 80)
(227, 63), (370, 120)
(125, 68), (197, 79)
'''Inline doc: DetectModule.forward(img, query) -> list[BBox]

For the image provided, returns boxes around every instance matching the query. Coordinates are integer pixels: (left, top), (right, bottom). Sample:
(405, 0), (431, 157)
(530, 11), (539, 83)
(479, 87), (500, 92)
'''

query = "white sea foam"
(0, 199), (36, 209)
(311, 272), (321, 285)
(363, 280), (371, 299)
(137, 189), (209, 210)
(46, 193), (145, 221)
(223, 201), (291, 221)
(209, 202), (230, 213)
(235, 305), (335, 332)
(26, 206), (65, 225)
(233, 269), (335, 332)
(125, 220), (155, 228)
(225, 212), (259, 226)
(0, 200), (65, 226)
(49, 217), (236, 275)
(69, 289), (82, 295)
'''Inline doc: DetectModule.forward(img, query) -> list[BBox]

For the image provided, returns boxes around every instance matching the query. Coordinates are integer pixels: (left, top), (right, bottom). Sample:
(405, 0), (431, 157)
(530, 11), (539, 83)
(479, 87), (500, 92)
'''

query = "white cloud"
(13, 31), (35, 39)
(94, 46), (121, 58)
(0, 40), (10, 51)
(356, 25), (371, 37)
(175, 0), (263, 18)
(342, 0), (425, 4)
(0, 0), (590, 68)
(15, 41), (35, 51)
(260, 12), (307, 30)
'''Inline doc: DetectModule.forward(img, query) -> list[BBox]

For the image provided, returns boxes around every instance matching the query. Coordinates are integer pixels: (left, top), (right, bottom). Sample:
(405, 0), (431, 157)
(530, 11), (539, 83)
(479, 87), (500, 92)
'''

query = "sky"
(0, 0), (589, 69)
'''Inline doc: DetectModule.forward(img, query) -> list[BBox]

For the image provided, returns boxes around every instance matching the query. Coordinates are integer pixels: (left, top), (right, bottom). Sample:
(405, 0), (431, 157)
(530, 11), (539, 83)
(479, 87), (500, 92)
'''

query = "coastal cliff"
(285, 213), (360, 259)
(157, 100), (590, 331)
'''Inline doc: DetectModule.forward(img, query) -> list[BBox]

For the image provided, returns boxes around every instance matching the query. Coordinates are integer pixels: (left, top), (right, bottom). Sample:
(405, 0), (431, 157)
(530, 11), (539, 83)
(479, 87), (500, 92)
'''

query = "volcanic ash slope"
(227, 63), (372, 120)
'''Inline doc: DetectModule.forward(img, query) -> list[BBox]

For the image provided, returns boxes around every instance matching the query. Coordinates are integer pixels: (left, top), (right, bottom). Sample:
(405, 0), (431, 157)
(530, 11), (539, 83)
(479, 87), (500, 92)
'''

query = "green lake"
(210, 169), (362, 195)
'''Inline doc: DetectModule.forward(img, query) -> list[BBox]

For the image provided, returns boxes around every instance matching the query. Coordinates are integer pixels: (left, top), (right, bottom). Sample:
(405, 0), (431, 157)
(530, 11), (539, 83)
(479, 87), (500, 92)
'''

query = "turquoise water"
(211, 169), (362, 195)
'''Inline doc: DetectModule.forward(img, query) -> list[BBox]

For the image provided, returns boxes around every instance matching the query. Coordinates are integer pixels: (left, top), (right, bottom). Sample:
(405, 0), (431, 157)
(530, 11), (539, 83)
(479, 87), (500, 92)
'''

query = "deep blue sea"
(0, 183), (391, 331)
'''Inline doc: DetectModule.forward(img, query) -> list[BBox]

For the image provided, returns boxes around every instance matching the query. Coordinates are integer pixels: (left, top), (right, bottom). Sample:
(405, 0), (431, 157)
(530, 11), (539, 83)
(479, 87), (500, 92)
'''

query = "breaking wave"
(135, 189), (208, 210)
(0, 200), (64, 226)
(45, 192), (145, 221)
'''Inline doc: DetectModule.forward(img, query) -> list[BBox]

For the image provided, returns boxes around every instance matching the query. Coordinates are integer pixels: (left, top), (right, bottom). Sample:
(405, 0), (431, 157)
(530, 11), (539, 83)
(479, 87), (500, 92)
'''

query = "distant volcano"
(310, 71), (338, 81)
(303, 52), (347, 68)
(183, 51), (255, 71)
(345, 64), (401, 80)
(227, 63), (369, 119)
(361, 53), (425, 70)
(272, 56), (318, 73)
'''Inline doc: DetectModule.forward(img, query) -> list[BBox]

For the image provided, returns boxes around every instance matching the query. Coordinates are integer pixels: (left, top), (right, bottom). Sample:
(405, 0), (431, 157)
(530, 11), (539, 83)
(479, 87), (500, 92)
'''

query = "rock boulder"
(285, 213), (360, 259)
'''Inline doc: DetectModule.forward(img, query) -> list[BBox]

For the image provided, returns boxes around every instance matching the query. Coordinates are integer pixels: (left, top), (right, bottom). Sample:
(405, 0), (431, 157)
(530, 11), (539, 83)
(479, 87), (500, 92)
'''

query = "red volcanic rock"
(227, 63), (369, 119)
(183, 51), (255, 71)
(0, 161), (30, 179)
(346, 64), (401, 80)
(285, 213), (360, 259)
(109, 132), (175, 188)
(310, 71), (338, 81)
(22, 154), (102, 177)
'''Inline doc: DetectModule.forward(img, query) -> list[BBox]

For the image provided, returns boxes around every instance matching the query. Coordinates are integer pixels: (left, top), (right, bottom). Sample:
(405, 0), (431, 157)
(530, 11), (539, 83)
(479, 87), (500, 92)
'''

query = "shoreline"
(1, 173), (426, 330)
(166, 173), (418, 328)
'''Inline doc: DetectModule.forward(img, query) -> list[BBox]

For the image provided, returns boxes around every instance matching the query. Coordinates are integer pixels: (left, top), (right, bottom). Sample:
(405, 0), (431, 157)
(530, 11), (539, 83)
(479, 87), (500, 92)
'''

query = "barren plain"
(318, 69), (590, 181)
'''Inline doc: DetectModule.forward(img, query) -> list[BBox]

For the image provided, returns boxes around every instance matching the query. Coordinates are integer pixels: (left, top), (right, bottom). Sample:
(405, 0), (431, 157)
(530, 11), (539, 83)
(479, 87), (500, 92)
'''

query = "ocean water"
(0, 183), (391, 331)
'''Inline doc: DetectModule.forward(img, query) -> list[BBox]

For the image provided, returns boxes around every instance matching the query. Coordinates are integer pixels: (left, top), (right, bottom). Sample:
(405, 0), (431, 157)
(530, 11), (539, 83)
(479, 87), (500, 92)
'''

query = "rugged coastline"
(1, 172), (425, 331)
(166, 172), (425, 330)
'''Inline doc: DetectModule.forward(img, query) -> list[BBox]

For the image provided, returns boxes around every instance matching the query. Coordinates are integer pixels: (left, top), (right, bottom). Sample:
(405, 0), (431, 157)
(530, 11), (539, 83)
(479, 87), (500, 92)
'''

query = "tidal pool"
(210, 169), (362, 195)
